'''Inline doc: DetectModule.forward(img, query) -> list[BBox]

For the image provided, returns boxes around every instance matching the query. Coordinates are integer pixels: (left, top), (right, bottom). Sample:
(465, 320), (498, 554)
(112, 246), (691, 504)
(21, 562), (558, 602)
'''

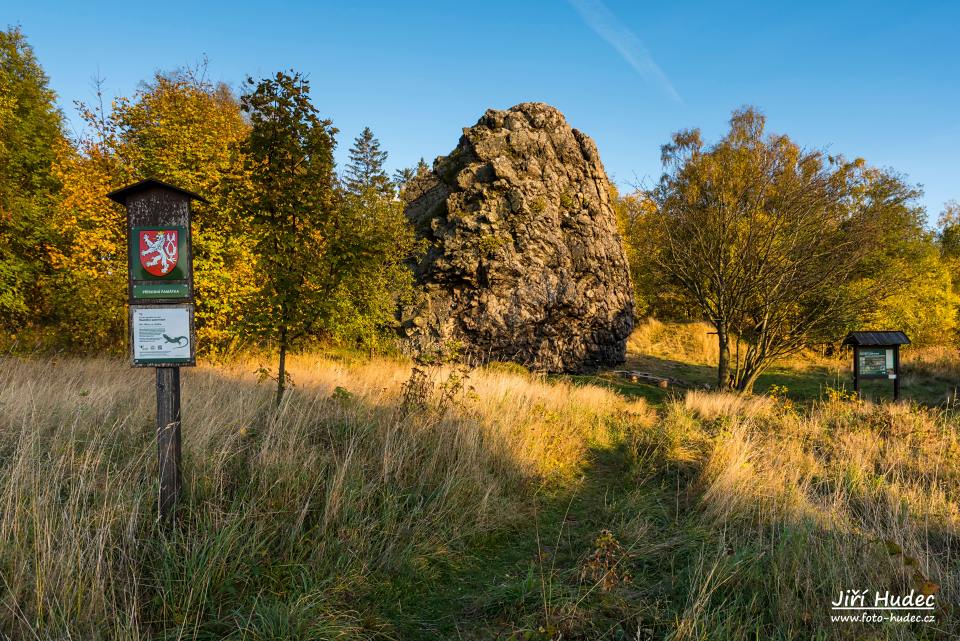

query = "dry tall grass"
(627, 318), (720, 366)
(1, 352), (958, 639)
(0, 354), (646, 639)
(903, 344), (960, 380)
(652, 392), (960, 638)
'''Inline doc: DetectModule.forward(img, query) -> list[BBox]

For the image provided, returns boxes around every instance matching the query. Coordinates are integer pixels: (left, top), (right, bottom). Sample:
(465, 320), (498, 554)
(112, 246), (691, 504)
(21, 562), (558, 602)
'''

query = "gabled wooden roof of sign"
(106, 178), (208, 205)
(842, 331), (911, 346)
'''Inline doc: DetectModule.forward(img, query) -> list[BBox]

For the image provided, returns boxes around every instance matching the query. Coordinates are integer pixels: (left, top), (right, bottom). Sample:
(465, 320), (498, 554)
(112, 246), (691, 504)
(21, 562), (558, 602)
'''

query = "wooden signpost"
(843, 331), (911, 401)
(108, 179), (205, 520)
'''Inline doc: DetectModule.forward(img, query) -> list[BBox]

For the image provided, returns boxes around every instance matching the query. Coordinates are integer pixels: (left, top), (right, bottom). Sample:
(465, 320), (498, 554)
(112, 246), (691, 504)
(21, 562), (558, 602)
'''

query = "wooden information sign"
(107, 178), (206, 520)
(843, 331), (911, 401)
(131, 305), (195, 365)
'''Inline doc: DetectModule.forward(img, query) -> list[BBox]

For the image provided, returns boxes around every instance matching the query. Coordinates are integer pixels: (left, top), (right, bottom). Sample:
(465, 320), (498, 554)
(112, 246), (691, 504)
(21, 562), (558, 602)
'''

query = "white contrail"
(568, 0), (682, 104)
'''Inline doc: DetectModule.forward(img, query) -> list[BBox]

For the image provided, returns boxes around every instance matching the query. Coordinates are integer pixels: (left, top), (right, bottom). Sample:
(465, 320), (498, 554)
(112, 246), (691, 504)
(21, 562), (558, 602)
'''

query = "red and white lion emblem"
(139, 230), (179, 277)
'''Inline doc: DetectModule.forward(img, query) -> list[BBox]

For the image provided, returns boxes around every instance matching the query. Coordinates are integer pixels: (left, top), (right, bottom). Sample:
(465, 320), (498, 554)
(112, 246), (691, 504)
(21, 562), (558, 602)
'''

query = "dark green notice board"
(858, 347), (893, 378)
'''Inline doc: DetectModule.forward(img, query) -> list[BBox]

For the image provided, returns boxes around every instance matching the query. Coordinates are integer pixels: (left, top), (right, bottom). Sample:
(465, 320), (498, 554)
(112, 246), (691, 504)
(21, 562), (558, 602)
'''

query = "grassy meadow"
(1, 326), (959, 639)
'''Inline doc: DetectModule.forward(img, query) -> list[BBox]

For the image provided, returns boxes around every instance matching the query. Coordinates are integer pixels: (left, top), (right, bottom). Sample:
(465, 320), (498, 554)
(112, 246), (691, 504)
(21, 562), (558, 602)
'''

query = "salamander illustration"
(162, 334), (189, 348)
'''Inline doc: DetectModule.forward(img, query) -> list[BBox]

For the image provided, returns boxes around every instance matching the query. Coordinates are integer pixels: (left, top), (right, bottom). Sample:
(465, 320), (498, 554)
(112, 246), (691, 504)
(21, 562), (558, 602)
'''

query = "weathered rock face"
(402, 102), (634, 373)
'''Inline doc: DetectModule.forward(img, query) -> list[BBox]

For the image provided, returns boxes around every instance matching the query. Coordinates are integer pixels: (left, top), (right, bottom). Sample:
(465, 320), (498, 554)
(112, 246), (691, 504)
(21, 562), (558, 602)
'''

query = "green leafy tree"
(240, 71), (339, 404)
(0, 27), (64, 333)
(866, 243), (957, 345)
(240, 73), (421, 402)
(938, 200), (960, 260)
(933, 200), (960, 342)
(612, 186), (693, 320)
(852, 176), (955, 346)
(343, 126), (392, 197)
(323, 188), (421, 347)
(652, 107), (919, 392)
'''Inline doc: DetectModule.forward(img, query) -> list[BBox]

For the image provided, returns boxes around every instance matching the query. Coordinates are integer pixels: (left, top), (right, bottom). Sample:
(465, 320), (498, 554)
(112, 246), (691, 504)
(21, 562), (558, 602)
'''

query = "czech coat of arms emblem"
(139, 230), (179, 277)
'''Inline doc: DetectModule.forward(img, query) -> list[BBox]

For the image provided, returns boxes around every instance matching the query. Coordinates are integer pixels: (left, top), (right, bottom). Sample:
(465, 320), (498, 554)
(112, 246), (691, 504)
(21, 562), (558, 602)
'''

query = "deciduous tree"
(854, 178), (955, 346)
(240, 71), (339, 404)
(239, 73), (422, 403)
(51, 66), (253, 351)
(612, 187), (693, 320)
(652, 107), (918, 392)
(322, 187), (421, 347)
(938, 200), (960, 260)
(0, 27), (64, 332)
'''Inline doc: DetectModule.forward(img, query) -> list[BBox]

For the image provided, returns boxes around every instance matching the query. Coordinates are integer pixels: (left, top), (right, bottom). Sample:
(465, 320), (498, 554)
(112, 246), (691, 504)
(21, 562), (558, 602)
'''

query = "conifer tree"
(343, 126), (392, 197)
(393, 157), (430, 198)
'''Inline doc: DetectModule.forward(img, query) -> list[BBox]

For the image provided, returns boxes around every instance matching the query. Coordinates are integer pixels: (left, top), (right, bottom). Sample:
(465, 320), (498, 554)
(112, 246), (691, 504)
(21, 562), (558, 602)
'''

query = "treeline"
(3, 27), (959, 379)
(0, 28), (424, 357)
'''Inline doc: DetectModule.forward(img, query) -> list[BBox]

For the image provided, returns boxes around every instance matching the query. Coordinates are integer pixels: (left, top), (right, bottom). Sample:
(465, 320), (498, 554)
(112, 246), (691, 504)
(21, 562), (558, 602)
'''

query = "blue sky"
(9, 0), (959, 220)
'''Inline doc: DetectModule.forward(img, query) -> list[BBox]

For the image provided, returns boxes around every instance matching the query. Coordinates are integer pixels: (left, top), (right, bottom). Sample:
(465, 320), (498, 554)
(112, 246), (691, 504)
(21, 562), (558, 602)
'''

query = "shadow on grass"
(0, 356), (564, 640)
(371, 440), (666, 640)
(164, 361), (960, 639)
(13, 354), (953, 639)
(375, 401), (960, 640)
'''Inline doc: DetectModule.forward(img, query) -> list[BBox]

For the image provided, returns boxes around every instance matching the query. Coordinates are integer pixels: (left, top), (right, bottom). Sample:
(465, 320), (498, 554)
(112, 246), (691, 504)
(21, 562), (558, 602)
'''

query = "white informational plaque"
(132, 306), (192, 364)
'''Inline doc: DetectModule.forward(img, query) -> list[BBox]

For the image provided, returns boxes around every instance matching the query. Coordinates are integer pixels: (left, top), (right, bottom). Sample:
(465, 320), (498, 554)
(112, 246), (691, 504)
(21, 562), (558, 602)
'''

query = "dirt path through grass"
(374, 439), (677, 640)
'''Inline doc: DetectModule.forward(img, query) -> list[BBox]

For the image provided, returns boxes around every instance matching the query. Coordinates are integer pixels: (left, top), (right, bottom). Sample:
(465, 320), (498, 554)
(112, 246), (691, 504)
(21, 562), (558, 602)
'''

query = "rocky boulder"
(402, 102), (634, 373)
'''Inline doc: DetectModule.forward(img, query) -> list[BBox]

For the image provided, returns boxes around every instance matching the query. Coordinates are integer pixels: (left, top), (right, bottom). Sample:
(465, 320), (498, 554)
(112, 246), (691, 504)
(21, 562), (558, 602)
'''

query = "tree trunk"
(276, 326), (287, 407)
(735, 360), (764, 395)
(737, 372), (759, 394)
(716, 325), (732, 390)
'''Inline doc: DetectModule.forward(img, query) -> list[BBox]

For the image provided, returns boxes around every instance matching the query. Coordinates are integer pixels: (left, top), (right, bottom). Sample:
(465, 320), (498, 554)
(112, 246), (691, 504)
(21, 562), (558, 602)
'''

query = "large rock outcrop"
(402, 102), (634, 373)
